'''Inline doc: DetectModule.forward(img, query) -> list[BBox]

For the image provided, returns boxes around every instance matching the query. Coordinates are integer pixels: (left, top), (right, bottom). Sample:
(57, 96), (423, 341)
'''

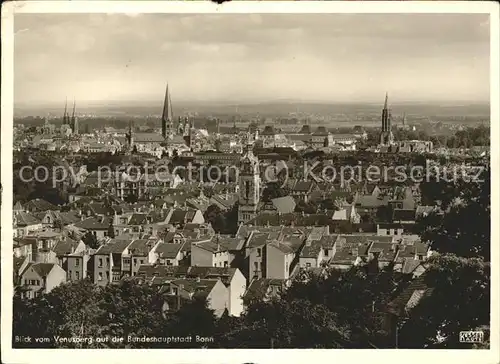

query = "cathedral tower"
(63, 98), (69, 125)
(126, 120), (134, 150)
(71, 99), (79, 134)
(162, 84), (174, 139)
(380, 92), (394, 145)
(238, 143), (260, 225)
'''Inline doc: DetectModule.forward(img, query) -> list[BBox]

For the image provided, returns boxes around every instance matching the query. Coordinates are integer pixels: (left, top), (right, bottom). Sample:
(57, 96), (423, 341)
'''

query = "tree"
(82, 231), (100, 249)
(107, 223), (115, 238)
(223, 298), (350, 348)
(124, 194), (138, 204)
(262, 182), (288, 202)
(12, 279), (105, 348)
(204, 204), (227, 234)
(97, 280), (165, 348)
(153, 297), (217, 348)
(398, 254), (490, 348)
(418, 167), (490, 260)
(294, 200), (317, 214)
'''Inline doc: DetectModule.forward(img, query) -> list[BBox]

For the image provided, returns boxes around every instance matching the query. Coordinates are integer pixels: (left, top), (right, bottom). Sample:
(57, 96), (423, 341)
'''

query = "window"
(172, 287), (179, 295)
(134, 258), (137, 266)
(254, 262), (259, 271)
(306, 262), (311, 268)
(124, 258), (131, 265)
(257, 248), (262, 257)
(104, 231), (108, 237)
(324, 249), (329, 256)
(166, 260), (172, 266)
(75, 271), (80, 280)
(106, 272), (109, 281)
(68, 271), (72, 279)
(106, 257), (110, 265)
(98, 272), (103, 281)
(386, 230), (390, 235)
(75, 259), (80, 267)
(224, 261), (228, 268)
(24, 279), (28, 285)
(98, 258), (103, 268)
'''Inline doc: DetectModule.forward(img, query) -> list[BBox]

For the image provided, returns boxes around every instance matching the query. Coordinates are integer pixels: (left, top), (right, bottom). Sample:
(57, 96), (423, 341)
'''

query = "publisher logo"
(459, 331), (484, 343)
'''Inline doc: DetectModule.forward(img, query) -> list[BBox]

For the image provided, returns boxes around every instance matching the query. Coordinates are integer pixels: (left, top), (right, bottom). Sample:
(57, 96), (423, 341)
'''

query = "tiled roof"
(392, 209), (416, 222)
(95, 238), (133, 255)
(387, 276), (433, 316)
(128, 239), (157, 256)
(169, 278), (219, 298)
(24, 199), (58, 212)
(355, 195), (390, 208)
(292, 181), (314, 192)
(24, 262), (56, 278)
(186, 266), (237, 285)
(53, 239), (80, 256)
(402, 258), (423, 274)
(154, 242), (184, 259)
(271, 196), (296, 214)
(244, 278), (284, 302)
(74, 216), (111, 230)
(128, 213), (148, 226)
(300, 240), (324, 258)
(15, 212), (41, 226)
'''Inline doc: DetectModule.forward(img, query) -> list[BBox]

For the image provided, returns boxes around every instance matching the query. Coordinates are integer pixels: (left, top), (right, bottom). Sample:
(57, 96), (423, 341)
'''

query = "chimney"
(306, 239), (312, 247)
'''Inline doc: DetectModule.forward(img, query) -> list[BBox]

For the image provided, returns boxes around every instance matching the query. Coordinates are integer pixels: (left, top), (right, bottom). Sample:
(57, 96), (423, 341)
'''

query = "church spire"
(71, 98), (79, 134)
(162, 83), (174, 139)
(71, 98), (76, 122)
(63, 97), (68, 125)
(383, 92), (389, 109)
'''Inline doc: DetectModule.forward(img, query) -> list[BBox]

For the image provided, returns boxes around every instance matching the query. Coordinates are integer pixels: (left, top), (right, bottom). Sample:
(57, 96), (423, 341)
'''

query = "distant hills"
(14, 100), (490, 118)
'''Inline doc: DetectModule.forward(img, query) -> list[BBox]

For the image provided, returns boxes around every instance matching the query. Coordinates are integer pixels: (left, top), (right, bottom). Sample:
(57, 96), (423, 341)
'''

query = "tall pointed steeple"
(380, 92), (394, 146)
(162, 83), (174, 139)
(63, 97), (68, 125)
(71, 98), (79, 134)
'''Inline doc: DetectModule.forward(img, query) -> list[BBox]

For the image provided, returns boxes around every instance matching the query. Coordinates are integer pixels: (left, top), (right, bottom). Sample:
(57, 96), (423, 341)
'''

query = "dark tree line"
(13, 253), (489, 349)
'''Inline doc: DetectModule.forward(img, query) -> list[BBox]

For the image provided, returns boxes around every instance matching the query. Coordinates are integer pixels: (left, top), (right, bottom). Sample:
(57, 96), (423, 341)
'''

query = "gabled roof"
(95, 238), (134, 255)
(387, 276), (434, 316)
(270, 196), (296, 214)
(24, 199), (58, 212)
(23, 262), (56, 278)
(300, 240), (324, 258)
(53, 239), (80, 256)
(244, 278), (285, 302)
(74, 216), (111, 230)
(186, 266), (237, 285)
(128, 239), (157, 256)
(15, 212), (41, 226)
(128, 213), (148, 226)
(154, 242), (184, 259)
(169, 278), (220, 298)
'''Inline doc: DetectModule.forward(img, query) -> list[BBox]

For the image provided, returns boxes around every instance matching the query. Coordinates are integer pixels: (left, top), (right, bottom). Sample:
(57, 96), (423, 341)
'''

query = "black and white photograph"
(1, 1), (499, 363)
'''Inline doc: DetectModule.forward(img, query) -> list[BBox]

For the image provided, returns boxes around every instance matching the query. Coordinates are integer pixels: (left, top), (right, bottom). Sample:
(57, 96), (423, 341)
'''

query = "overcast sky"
(14, 13), (490, 105)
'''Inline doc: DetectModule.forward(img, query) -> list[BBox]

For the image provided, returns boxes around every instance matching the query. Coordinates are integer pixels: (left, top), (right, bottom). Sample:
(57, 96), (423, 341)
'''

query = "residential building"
(19, 263), (66, 299)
